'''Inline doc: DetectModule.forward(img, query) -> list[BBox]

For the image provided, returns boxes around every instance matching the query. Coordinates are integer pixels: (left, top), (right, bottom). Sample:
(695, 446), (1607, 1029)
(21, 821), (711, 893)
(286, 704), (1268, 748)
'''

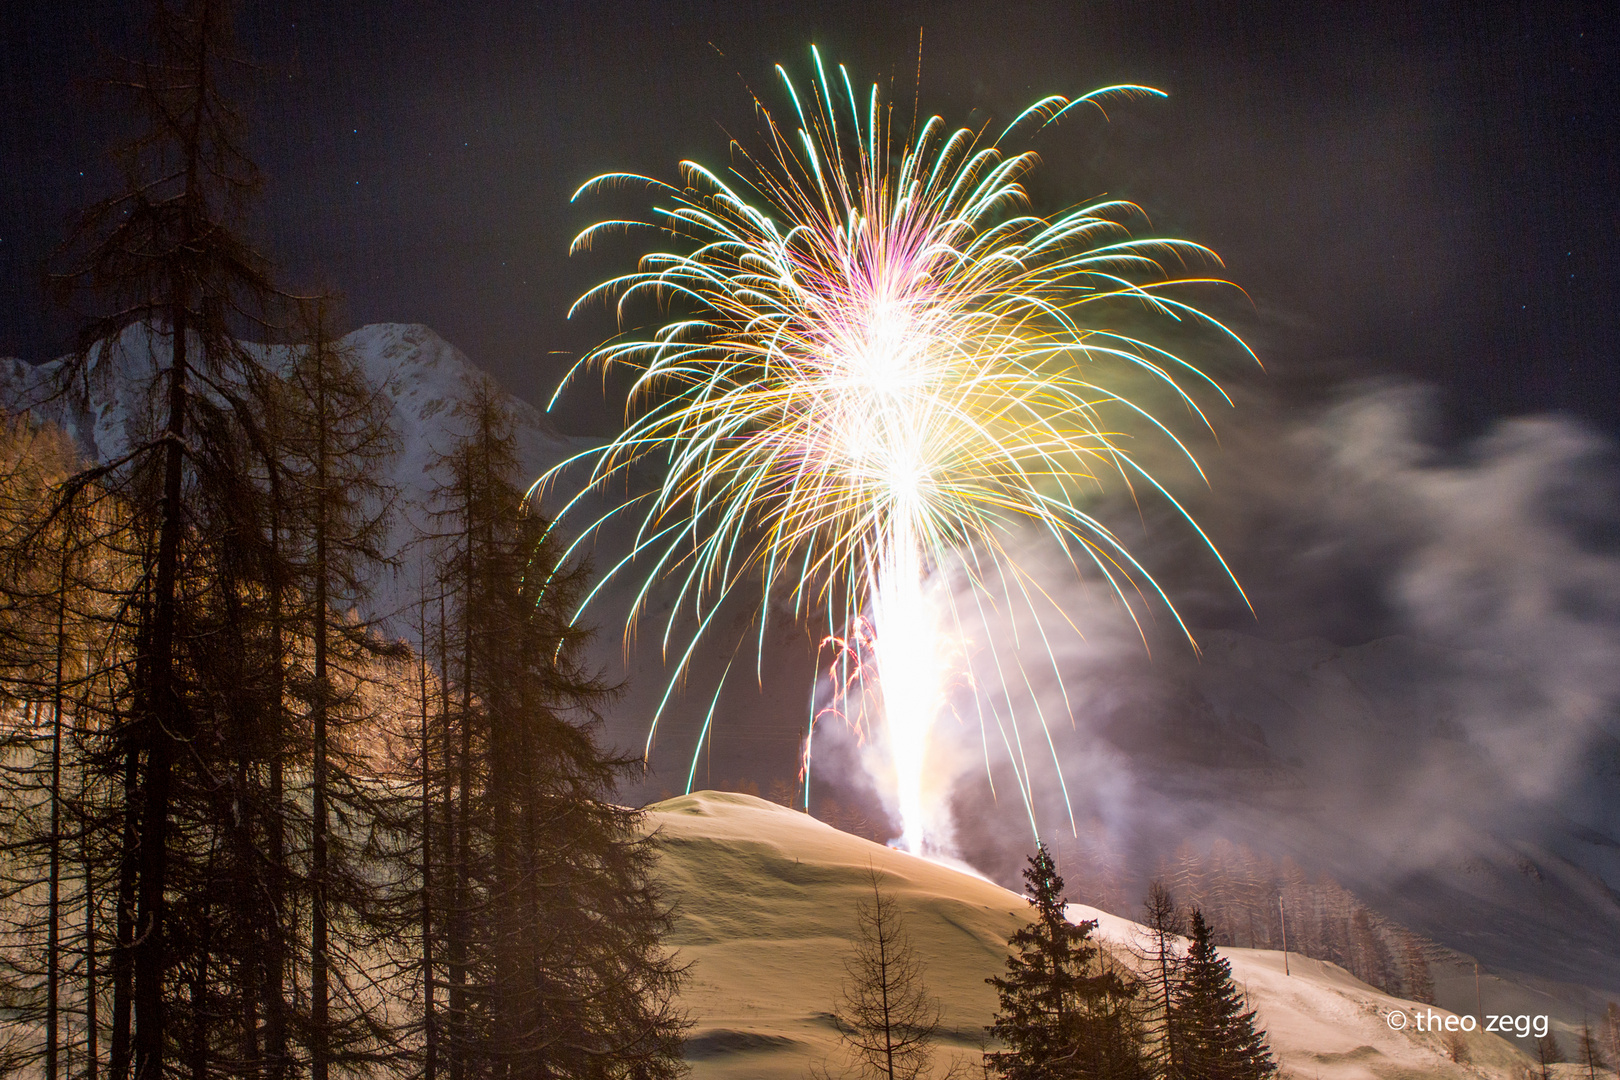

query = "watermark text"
(1384, 1009), (1549, 1038)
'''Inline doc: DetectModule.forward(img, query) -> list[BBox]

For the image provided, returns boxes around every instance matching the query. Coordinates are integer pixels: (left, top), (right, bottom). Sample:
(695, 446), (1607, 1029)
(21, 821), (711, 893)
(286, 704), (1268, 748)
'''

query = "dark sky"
(2, 0), (1617, 439)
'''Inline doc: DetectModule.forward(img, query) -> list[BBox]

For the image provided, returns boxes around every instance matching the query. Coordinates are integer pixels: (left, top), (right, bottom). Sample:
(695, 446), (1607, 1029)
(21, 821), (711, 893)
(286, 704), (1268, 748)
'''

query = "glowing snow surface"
(648, 791), (1537, 1080)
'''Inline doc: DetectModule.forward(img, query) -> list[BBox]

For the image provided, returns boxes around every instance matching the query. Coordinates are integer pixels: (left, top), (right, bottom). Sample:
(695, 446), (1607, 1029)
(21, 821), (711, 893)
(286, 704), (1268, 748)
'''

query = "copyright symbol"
(1387, 1010), (1408, 1031)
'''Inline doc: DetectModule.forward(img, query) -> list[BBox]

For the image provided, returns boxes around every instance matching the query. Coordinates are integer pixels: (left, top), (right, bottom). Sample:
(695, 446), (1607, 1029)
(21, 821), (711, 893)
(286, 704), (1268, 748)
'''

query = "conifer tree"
(278, 300), (400, 1080)
(47, 0), (283, 1073)
(0, 418), (97, 1080)
(986, 843), (1147, 1080)
(0, 348), (400, 1080)
(31, 7), (419, 1076)
(1398, 932), (1435, 1005)
(416, 380), (688, 1080)
(411, 578), (443, 1080)
(1537, 1033), (1563, 1080)
(1171, 910), (1276, 1080)
(1601, 1004), (1620, 1074)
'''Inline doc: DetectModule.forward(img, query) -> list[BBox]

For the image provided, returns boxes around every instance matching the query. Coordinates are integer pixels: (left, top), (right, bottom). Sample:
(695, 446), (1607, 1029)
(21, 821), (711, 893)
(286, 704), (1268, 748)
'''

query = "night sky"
(3, 0), (1618, 441)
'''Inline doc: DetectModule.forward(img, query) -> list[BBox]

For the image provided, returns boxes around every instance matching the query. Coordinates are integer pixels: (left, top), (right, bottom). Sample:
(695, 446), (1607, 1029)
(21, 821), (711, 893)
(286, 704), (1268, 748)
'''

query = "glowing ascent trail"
(841, 286), (954, 851)
(869, 522), (949, 853)
(540, 48), (1255, 852)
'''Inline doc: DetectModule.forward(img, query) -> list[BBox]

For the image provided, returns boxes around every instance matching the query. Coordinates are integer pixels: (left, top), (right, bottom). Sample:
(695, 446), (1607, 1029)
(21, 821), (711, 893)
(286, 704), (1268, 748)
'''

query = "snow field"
(647, 791), (1541, 1080)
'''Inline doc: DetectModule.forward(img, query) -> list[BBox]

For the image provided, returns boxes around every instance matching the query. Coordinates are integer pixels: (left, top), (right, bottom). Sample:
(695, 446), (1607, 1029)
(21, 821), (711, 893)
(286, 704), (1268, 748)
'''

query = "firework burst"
(539, 49), (1255, 849)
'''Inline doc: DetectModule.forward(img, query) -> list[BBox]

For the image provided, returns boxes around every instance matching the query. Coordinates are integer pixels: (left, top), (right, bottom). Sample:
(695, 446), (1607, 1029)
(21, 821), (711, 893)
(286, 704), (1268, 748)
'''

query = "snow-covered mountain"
(4, 322), (568, 471)
(648, 791), (1568, 1080)
(341, 322), (578, 515)
(0, 321), (584, 624)
(0, 320), (575, 493)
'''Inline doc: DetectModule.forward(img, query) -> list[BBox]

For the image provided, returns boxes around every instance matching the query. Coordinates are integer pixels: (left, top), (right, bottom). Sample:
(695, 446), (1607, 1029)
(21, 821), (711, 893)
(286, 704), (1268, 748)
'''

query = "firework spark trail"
(537, 49), (1254, 849)
(869, 516), (949, 851)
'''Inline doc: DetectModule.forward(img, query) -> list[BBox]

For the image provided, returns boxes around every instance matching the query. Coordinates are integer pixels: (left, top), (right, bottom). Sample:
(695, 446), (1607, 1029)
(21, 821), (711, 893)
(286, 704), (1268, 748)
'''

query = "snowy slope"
(648, 791), (1548, 1080)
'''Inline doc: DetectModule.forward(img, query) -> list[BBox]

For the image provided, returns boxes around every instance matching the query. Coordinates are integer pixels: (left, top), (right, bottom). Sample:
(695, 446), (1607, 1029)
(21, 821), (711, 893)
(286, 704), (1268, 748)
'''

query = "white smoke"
(927, 383), (1620, 881)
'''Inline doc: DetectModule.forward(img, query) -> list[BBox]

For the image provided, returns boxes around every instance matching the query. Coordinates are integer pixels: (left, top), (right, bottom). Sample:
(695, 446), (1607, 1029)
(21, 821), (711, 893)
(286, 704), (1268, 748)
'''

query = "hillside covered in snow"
(648, 791), (1566, 1080)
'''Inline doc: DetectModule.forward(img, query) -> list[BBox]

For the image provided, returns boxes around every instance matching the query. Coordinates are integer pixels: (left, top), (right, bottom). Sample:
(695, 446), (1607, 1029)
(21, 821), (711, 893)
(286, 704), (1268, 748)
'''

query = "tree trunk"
(187, 926), (209, 1080)
(310, 327), (331, 1080)
(438, 595), (457, 1080)
(264, 503), (289, 1080)
(134, 302), (189, 1080)
(47, 547), (68, 1080)
(450, 650), (470, 1080)
(419, 590), (437, 1080)
(82, 740), (99, 1080)
(110, 720), (138, 1080)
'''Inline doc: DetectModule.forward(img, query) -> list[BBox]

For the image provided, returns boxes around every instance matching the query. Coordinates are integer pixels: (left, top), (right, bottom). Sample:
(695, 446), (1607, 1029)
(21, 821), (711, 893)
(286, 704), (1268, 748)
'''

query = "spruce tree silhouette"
(986, 843), (1147, 1080)
(1173, 909), (1277, 1080)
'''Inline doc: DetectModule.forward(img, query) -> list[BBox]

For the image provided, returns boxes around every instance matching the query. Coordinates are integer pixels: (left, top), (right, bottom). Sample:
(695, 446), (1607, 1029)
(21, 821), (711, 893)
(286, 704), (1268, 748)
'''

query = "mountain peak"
(0, 321), (578, 624)
(0, 320), (570, 465)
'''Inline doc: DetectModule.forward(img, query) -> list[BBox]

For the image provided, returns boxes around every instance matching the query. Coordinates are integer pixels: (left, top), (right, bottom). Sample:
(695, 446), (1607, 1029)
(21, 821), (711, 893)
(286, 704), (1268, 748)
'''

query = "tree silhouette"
(986, 843), (1147, 1080)
(413, 381), (689, 1080)
(49, 0), (281, 1074)
(1132, 881), (1185, 1080)
(1172, 910), (1276, 1080)
(1537, 1032), (1564, 1080)
(1579, 1019), (1605, 1080)
(827, 869), (949, 1080)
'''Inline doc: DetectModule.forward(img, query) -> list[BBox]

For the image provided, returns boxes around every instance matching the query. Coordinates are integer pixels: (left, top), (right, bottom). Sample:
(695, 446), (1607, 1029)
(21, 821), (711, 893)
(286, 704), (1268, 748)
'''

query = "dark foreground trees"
(1, 353), (691, 1080)
(0, 346), (692, 1080)
(1, 4), (688, 1079)
(986, 854), (1276, 1080)
(1132, 883), (1185, 1080)
(44, 0), (289, 1069)
(412, 381), (688, 1080)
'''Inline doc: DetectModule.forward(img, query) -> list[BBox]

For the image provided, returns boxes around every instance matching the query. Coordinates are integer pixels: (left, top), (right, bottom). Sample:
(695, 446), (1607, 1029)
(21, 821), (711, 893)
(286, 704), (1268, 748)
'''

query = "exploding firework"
(539, 49), (1254, 850)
